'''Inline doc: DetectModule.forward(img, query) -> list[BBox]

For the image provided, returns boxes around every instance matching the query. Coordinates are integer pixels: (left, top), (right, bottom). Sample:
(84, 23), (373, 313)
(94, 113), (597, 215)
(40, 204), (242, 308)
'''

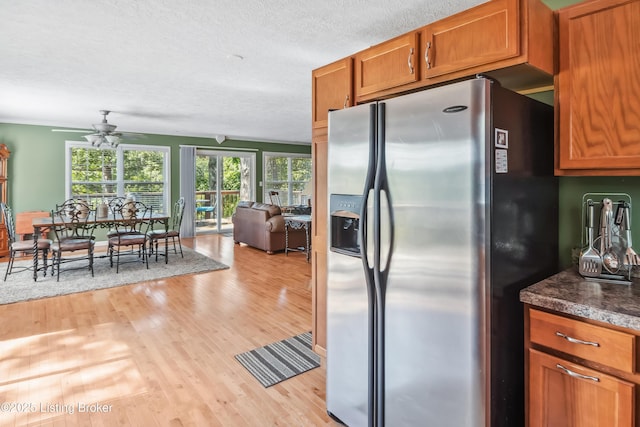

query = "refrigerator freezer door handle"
(360, 103), (378, 427)
(372, 101), (397, 427)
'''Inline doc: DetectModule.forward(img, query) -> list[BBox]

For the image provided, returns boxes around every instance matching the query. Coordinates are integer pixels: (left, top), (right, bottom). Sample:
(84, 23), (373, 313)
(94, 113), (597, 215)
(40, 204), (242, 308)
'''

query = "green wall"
(529, 0), (640, 270)
(526, 92), (640, 268)
(559, 177), (640, 268)
(0, 122), (310, 213)
(3, 0), (635, 270)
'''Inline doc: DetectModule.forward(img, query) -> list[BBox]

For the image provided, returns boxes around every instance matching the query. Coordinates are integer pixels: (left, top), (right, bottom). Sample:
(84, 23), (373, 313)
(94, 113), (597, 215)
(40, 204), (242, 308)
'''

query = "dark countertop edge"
(520, 268), (640, 332)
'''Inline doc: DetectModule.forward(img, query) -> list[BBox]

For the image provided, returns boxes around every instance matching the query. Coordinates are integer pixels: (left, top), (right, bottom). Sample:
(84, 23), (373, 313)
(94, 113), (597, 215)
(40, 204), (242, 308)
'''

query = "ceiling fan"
(52, 110), (144, 148)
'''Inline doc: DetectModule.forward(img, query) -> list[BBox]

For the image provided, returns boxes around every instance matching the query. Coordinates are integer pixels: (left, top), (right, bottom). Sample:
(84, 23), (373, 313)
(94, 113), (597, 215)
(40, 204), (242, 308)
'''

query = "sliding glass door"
(195, 150), (254, 234)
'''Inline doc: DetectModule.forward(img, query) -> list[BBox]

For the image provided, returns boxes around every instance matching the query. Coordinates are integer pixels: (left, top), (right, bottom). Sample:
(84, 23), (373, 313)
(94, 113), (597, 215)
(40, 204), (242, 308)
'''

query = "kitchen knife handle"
(556, 364), (600, 382)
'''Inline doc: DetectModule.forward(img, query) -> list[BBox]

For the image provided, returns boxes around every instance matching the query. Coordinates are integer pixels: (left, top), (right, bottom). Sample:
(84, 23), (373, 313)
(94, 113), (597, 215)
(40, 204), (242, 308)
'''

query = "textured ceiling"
(0, 0), (484, 144)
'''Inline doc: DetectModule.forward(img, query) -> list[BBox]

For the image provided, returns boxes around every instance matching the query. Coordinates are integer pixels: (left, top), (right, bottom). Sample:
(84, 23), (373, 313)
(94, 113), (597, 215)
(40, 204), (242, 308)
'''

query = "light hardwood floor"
(0, 234), (338, 426)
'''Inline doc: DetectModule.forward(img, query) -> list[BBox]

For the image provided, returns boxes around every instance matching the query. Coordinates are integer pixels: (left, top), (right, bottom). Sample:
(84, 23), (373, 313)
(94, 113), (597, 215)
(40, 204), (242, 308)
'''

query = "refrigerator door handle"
(375, 103), (395, 286)
(360, 103), (378, 427)
(371, 101), (396, 427)
(360, 103), (378, 272)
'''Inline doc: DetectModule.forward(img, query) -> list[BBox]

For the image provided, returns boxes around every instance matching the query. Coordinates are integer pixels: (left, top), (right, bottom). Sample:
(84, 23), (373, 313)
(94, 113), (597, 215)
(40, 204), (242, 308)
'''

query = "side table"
(284, 214), (312, 263)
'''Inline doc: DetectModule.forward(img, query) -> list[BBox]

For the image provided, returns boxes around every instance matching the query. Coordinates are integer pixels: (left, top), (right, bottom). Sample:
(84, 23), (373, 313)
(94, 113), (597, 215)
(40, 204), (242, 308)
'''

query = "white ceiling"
(0, 0), (484, 144)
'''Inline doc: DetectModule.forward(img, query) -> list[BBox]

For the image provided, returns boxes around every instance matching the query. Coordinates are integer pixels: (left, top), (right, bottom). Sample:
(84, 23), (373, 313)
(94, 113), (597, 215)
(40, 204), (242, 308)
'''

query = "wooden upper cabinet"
(312, 57), (353, 129)
(422, 0), (519, 79)
(420, 0), (553, 89)
(556, 0), (640, 175)
(354, 32), (419, 101)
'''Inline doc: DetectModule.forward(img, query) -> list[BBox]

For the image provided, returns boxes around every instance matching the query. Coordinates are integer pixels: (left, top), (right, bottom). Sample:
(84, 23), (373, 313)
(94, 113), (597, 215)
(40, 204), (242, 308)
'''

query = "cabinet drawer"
(529, 309), (635, 373)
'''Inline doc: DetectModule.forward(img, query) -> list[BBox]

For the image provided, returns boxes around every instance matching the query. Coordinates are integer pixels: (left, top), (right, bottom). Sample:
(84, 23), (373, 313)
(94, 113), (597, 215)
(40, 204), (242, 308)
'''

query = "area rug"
(0, 246), (229, 305)
(235, 332), (320, 387)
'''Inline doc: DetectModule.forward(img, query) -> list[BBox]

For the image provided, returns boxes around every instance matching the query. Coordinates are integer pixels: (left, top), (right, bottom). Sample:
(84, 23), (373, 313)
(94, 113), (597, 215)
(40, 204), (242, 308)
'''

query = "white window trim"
(65, 141), (171, 213)
(262, 151), (311, 205)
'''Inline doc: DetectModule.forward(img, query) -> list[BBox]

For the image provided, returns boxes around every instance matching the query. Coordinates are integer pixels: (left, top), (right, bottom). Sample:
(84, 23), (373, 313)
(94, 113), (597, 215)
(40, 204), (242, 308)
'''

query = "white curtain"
(179, 146), (196, 237)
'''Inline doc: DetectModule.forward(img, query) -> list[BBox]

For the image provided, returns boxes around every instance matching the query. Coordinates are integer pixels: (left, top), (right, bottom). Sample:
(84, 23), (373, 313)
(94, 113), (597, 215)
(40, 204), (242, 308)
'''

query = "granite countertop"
(520, 268), (640, 331)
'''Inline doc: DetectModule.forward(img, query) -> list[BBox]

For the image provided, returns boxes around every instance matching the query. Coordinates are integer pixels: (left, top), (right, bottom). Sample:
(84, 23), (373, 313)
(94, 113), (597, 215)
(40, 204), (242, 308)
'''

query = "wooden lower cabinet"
(526, 307), (639, 426)
(528, 349), (634, 427)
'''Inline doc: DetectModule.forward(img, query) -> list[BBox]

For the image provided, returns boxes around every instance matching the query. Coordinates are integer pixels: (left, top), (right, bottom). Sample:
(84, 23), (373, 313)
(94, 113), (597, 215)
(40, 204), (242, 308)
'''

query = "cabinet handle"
(343, 94), (350, 109)
(425, 42), (432, 70)
(407, 48), (414, 74)
(556, 364), (600, 382)
(555, 331), (600, 347)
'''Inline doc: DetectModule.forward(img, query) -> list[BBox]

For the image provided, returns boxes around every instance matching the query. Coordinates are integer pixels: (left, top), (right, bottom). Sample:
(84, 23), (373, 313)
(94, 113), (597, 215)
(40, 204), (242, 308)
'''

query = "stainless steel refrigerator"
(326, 77), (558, 427)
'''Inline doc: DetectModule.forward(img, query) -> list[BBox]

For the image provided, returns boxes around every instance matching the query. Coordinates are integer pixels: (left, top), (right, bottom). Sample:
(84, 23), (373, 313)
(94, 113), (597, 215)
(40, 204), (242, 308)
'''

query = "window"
(263, 152), (311, 206)
(66, 142), (171, 213)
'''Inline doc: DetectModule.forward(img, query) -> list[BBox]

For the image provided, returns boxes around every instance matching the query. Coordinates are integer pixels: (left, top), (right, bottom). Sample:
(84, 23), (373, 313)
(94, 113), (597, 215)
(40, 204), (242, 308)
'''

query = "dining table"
(30, 212), (170, 281)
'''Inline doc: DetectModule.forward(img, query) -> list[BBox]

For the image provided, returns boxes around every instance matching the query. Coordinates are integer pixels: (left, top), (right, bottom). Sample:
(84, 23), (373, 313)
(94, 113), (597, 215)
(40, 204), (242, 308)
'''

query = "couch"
(231, 201), (307, 254)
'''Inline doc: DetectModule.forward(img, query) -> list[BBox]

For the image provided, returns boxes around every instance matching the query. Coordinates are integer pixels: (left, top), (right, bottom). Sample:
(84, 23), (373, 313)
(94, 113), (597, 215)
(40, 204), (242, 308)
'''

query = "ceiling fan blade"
(52, 129), (93, 133)
(121, 132), (146, 138)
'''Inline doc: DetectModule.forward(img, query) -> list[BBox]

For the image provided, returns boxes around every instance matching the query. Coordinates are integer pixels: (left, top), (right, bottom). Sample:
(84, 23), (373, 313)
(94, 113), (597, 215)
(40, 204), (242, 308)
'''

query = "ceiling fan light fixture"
(105, 135), (120, 147)
(84, 134), (101, 146)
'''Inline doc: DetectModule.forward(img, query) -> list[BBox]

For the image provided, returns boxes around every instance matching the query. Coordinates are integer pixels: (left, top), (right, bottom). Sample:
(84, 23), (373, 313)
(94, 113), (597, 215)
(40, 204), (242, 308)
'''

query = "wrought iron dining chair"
(108, 200), (152, 273)
(148, 197), (185, 263)
(106, 196), (128, 238)
(1, 203), (53, 281)
(50, 199), (96, 282)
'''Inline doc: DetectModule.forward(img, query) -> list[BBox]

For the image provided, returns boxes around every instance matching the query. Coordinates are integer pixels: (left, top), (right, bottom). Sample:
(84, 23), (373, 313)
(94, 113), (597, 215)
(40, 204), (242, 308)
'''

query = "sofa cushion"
(252, 203), (281, 217)
(237, 200), (255, 209)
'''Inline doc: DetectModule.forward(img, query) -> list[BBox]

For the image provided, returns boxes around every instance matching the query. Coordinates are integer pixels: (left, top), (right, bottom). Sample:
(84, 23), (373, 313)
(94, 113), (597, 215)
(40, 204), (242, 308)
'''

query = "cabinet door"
(556, 0), (640, 172)
(312, 58), (353, 129)
(311, 132), (328, 354)
(421, 0), (519, 79)
(354, 32), (419, 100)
(528, 349), (634, 427)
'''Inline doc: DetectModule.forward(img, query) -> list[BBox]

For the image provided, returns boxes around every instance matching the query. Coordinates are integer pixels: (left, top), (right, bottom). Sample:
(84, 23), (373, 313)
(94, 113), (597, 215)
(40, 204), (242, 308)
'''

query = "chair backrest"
(107, 197), (126, 214)
(0, 203), (16, 243)
(171, 197), (185, 231)
(269, 191), (281, 206)
(51, 199), (96, 240)
(112, 201), (152, 234)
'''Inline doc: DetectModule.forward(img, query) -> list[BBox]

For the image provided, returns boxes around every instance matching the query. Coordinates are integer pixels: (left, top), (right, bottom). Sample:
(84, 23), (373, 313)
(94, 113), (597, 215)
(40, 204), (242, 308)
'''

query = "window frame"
(262, 151), (312, 206)
(65, 141), (171, 214)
